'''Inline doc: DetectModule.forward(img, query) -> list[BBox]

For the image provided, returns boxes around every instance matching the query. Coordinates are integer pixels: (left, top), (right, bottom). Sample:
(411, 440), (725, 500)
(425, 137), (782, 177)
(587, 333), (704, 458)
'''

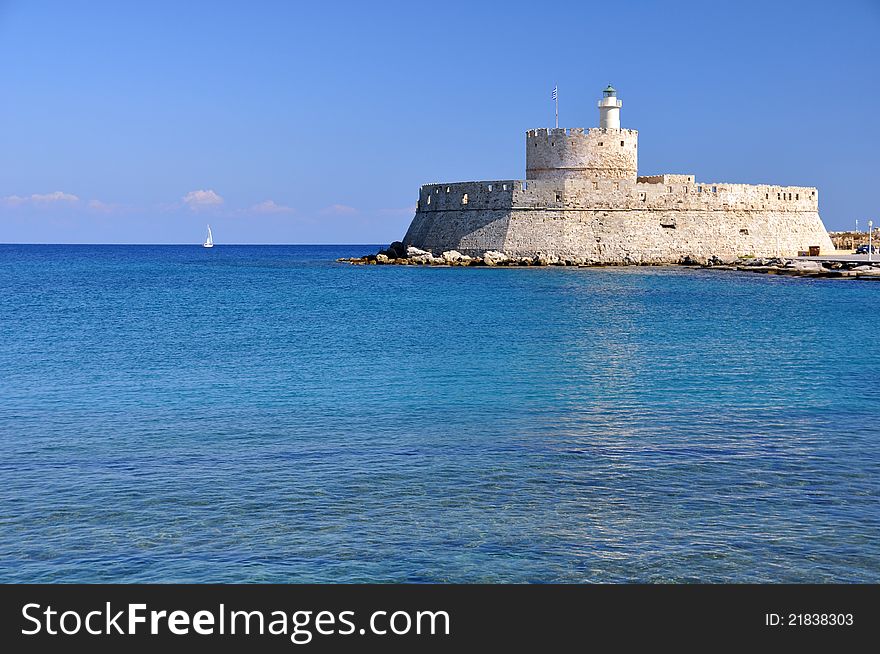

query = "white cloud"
(2, 191), (79, 207)
(87, 199), (119, 213)
(182, 189), (224, 210)
(1, 195), (27, 207)
(320, 203), (358, 216)
(250, 200), (295, 214)
(32, 191), (79, 204)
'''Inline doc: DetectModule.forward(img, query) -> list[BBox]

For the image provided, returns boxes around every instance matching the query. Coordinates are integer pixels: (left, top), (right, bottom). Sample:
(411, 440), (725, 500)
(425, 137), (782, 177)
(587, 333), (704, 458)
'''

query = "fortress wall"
(403, 208), (511, 254)
(419, 179), (819, 214)
(526, 128), (638, 181)
(418, 181), (516, 212)
(405, 199), (833, 262)
(511, 178), (818, 212)
(407, 177), (832, 262)
(499, 208), (834, 262)
(637, 174), (695, 185)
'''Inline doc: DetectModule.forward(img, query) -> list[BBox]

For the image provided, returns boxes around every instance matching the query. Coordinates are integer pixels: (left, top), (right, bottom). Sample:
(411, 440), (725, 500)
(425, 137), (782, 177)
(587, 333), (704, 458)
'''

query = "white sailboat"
(203, 224), (214, 248)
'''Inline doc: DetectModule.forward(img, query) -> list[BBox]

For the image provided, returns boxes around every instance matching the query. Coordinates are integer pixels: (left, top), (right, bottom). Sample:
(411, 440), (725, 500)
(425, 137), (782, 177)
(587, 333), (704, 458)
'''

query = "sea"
(1, 244), (878, 583)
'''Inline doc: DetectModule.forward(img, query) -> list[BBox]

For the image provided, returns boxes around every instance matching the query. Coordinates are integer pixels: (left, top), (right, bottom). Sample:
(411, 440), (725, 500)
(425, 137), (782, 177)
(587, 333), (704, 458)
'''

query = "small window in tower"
(502, 184), (507, 191)
(698, 186), (703, 193)
(435, 188), (440, 193)
(426, 195), (431, 205)
(712, 186), (717, 193)
(777, 193), (781, 200)
(598, 141), (603, 146)
(740, 228), (749, 235)
(555, 193), (561, 202)
(446, 186), (450, 193)
(639, 192), (646, 201)
(765, 193), (769, 199)
(462, 193), (469, 205)
(620, 141), (625, 147)
(521, 182), (528, 191)
(488, 184), (492, 191)
(668, 186), (673, 193)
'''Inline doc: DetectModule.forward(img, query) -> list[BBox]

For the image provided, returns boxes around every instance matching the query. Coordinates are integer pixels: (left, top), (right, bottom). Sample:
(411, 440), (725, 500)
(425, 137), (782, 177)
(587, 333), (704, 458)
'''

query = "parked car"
(855, 244), (878, 254)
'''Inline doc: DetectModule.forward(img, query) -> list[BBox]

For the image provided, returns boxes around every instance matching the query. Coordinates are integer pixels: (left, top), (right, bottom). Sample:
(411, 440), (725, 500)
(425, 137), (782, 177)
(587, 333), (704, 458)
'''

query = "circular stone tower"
(525, 85), (638, 181)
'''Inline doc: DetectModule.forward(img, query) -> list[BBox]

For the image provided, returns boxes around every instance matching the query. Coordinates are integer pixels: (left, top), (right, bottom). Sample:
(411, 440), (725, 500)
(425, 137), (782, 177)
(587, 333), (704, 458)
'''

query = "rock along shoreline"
(337, 242), (880, 280)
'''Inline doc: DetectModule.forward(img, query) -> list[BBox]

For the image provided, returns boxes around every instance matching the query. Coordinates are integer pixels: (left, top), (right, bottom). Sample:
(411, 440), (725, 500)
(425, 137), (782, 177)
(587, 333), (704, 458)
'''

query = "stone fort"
(402, 86), (834, 263)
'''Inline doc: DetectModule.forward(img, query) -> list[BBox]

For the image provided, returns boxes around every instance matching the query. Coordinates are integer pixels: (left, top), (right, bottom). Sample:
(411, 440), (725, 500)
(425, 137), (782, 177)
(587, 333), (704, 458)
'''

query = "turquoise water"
(0, 244), (878, 582)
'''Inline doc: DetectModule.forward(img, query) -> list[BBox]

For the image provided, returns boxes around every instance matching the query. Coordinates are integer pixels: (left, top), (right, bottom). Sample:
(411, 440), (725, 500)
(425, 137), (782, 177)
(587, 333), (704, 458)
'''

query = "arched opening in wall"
(555, 193), (562, 202)
(426, 195), (431, 205)
(488, 184), (493, 191)
(446, 187), (450, 193)
(698, 186), (703, 193)
(712, 186), (717, 193)
(521, 182), (528, 191)
(462, 193), (468, 205)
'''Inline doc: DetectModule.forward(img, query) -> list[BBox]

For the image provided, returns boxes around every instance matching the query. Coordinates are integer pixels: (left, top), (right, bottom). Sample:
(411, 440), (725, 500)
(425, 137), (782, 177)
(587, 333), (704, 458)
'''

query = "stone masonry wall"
(526, 128), (638, 181)
(405, 176), (833, 262)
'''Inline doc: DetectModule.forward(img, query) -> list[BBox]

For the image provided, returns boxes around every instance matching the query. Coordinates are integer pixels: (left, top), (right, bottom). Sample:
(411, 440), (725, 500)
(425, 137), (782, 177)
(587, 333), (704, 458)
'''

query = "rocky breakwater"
(338, 242), (630, 267)
(697, 256), (880, 280)
(338, 243), (880, 280)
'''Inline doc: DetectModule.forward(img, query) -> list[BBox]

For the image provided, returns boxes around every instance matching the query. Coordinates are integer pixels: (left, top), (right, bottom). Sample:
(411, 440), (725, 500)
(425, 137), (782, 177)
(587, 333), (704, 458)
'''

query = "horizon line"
(0, 242), (388, 246)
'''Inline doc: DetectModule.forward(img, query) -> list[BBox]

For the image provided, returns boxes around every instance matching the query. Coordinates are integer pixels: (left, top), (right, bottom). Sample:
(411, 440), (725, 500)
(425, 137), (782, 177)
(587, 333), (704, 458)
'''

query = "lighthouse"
(598, 84), (622, 129)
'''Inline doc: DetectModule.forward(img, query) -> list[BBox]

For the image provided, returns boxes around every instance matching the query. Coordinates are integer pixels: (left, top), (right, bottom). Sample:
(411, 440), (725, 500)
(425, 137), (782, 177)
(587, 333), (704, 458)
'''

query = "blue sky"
(0, 0), (877, 243)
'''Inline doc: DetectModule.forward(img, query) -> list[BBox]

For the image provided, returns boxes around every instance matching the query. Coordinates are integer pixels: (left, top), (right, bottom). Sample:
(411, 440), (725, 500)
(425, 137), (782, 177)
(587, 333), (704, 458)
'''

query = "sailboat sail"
(203, 225), (214, 248)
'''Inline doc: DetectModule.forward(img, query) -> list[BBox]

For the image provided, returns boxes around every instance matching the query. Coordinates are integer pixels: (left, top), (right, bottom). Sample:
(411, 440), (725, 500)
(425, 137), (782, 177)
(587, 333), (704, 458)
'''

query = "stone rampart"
(406, 176), (832, 262)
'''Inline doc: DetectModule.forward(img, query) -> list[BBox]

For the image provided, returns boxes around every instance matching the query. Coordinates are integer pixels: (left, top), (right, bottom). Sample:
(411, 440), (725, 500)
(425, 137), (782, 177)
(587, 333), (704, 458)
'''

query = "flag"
(552, 86), (557, 100)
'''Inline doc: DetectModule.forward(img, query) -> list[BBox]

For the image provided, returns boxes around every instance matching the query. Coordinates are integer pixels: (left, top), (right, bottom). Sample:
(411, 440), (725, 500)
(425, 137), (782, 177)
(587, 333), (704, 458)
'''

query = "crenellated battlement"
(416, 178), (818, 214)
(525, 127), (639, 138)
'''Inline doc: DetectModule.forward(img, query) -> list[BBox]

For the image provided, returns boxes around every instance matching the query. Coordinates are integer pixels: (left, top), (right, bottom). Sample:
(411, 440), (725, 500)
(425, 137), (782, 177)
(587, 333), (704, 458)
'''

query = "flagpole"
(555, 88), (558, 128)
